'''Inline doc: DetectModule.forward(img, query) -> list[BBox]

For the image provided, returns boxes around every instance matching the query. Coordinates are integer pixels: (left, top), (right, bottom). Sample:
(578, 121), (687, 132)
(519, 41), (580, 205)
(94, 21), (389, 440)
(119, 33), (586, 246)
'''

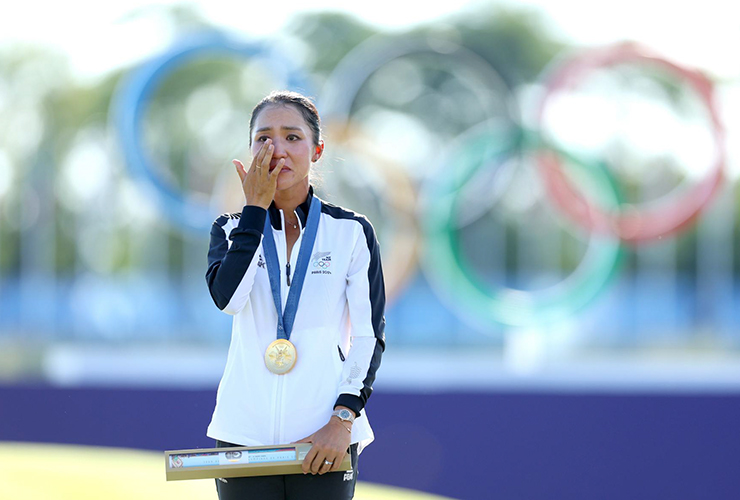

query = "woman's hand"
(233, 138), (283, 210)
(295, 418), (352, 475)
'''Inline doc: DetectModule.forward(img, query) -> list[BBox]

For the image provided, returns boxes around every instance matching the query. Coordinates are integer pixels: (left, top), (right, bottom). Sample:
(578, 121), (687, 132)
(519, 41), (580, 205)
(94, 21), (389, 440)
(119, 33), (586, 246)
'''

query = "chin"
(275, 179), (297, 191)
(276, 175), (310, 193)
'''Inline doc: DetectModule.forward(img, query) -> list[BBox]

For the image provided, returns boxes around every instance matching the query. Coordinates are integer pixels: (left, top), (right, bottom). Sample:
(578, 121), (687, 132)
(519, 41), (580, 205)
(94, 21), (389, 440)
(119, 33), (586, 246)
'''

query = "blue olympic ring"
(112, 32), (312, 233)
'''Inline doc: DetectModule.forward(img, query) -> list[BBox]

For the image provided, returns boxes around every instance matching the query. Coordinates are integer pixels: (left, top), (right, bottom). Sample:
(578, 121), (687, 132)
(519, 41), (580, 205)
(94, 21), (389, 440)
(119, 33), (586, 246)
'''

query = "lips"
(269, 162), (288, 172)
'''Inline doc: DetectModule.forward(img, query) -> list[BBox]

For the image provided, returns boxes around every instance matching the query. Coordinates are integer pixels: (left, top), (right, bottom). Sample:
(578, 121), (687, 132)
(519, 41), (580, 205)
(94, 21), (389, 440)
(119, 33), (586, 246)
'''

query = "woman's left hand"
(295, 418), (352, 475)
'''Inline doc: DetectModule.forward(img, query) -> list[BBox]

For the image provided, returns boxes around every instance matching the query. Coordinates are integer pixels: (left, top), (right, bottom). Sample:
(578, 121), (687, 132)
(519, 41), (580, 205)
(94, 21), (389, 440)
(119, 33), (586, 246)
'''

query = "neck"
(273, 182), (310, 216)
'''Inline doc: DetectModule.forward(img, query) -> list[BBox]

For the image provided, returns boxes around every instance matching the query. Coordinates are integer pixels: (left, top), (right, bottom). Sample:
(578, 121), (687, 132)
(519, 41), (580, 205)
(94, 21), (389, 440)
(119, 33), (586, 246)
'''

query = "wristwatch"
(332, 408), (355, 424)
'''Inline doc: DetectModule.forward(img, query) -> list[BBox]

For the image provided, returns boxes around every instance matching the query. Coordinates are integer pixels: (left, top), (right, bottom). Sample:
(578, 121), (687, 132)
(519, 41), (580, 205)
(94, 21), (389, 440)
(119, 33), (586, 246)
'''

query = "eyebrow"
(255, 126), (305, 133)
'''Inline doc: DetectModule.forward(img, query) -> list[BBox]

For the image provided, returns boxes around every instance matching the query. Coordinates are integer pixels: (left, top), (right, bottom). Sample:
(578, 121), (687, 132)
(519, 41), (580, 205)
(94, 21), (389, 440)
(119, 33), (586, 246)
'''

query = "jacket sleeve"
(334, 217), (386, 417)
(206, 205), (267, 315)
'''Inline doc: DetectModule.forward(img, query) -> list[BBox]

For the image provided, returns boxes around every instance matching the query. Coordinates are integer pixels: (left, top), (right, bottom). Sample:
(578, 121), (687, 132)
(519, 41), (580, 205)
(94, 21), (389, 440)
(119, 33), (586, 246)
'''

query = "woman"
(205, 90), (386, 499)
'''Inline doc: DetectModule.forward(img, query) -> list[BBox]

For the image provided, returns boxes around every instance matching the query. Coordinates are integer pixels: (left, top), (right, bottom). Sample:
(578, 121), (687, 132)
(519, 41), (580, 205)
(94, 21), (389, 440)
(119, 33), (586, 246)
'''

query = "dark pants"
(214, 440), (359, 500)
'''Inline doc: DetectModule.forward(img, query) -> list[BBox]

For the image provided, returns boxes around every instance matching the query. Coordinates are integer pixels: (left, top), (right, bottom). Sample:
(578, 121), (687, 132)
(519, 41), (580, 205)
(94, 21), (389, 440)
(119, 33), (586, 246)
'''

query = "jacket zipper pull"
(286, 262), (291, 286)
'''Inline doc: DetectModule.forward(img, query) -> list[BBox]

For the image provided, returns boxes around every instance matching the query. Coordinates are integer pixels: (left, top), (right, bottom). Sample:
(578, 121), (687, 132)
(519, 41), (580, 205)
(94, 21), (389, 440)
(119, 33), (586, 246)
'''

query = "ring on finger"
(324, 460), (333, 466)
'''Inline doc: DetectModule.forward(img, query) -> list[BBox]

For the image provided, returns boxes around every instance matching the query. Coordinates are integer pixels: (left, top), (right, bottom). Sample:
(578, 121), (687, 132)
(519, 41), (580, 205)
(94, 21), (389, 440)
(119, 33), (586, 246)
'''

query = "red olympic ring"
(534, 42), (726, 243)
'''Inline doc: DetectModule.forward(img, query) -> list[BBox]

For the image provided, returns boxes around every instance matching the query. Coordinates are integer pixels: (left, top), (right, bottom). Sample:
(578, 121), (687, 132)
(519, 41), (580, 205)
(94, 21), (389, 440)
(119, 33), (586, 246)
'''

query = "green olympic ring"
(421, 122), (625, 327)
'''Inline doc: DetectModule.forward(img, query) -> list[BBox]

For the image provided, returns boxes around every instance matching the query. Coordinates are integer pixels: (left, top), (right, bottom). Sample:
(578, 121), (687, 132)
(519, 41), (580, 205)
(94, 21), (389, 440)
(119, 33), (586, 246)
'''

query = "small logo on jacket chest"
(311, 251), (332, 275)
(257, 254), (266, 269)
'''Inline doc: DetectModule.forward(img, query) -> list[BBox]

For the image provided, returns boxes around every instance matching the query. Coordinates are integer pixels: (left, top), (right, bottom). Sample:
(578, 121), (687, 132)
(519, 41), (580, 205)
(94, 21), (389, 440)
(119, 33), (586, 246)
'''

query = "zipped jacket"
(205, 188), (386, 450)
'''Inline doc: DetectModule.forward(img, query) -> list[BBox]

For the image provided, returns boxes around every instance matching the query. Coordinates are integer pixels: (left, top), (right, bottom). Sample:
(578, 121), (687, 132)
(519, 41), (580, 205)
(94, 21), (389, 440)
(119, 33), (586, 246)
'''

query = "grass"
(0, 442), (453, 500)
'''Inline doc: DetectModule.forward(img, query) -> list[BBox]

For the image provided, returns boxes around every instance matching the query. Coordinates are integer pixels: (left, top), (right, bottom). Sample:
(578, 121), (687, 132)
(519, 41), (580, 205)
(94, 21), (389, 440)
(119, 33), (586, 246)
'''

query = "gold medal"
(264, 339), (297, 374)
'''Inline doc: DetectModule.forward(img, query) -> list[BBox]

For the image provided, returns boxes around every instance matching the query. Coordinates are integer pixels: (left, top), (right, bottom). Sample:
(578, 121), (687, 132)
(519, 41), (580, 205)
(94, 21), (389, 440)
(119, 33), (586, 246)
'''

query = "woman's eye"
(287, 135), (300, 141)
(257, 136), (268, 142)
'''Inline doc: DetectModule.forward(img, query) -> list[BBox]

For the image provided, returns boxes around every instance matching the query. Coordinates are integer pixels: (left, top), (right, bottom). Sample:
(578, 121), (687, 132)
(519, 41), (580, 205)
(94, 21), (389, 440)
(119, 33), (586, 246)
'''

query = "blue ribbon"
(261, 198), (322, 340)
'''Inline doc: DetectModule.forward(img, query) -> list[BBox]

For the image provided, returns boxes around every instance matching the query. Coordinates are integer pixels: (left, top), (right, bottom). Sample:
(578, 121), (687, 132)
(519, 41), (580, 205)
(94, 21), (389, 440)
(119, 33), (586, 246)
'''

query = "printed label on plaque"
(247, 448), (297, 463)
(170, 448), (296, 469)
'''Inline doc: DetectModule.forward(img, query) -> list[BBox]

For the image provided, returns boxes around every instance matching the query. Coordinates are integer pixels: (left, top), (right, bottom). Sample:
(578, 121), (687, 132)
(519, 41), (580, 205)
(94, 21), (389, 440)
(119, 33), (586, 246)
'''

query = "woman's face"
(250, 104), (322, 194)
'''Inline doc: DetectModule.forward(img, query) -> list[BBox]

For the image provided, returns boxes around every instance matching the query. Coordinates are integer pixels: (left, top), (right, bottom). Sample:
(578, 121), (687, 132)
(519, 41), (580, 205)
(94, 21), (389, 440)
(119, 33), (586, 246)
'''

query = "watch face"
(339, 410), (351, 419)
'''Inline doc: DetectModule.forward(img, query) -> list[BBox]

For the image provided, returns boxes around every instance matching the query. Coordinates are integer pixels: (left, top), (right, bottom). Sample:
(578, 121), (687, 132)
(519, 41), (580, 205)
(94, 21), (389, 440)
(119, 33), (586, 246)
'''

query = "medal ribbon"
(262, 197), (321, 341)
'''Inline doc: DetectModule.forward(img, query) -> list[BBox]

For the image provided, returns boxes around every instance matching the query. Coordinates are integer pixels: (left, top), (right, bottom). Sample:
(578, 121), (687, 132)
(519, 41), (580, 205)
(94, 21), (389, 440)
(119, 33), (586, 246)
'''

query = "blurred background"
(1, 1), (739, 499)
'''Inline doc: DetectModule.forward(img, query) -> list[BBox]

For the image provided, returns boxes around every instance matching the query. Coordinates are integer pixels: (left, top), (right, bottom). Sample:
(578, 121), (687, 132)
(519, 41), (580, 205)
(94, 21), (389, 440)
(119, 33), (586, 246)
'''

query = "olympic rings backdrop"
(111, 31), (726, 330)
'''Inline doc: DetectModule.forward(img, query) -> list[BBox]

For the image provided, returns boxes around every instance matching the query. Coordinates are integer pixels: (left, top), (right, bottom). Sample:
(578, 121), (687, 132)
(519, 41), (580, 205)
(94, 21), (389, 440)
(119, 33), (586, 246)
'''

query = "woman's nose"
(271, 139), (287, 157)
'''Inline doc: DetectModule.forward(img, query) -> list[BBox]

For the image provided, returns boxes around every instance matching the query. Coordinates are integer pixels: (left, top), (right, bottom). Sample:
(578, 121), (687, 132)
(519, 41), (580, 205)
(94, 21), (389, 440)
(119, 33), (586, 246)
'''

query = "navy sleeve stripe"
(205, 206), (267, 310)
(357, 216), (386, 406)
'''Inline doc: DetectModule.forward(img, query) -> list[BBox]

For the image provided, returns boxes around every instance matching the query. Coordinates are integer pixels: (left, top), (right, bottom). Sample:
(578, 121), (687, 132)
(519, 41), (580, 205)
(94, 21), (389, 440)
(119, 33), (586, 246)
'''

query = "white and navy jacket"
(205, 187), (386, 450)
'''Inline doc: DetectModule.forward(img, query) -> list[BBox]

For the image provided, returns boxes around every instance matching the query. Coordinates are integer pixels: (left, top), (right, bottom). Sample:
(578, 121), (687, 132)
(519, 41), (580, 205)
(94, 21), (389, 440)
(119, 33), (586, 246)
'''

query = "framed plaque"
(165, 443), (351, 481)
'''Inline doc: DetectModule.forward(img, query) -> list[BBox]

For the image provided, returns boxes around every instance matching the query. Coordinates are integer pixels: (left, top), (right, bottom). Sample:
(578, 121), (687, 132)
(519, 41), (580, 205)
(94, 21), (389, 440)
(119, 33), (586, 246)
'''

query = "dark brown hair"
(249, 90), (322, 147)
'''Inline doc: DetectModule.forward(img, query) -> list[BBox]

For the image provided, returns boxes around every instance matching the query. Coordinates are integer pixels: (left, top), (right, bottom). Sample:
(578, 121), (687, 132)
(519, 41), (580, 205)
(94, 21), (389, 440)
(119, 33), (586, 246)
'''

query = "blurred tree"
(285, 12), (378, 79)
(447, 6), (565, 87)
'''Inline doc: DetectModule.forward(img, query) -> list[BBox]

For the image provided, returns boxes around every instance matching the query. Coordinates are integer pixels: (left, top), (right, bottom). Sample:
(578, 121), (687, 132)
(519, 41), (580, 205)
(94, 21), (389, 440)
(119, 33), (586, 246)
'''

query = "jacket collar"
(267, 186), (315, 230)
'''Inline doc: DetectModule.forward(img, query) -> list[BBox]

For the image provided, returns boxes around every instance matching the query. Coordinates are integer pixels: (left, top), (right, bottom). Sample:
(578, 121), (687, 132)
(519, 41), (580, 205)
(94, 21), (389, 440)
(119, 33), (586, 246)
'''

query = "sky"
(1, 0), (738, 81)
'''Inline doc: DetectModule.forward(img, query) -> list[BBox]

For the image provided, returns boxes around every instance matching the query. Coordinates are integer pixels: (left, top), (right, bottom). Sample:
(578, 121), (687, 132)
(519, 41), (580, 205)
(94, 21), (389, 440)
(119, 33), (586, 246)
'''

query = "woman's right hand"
(233, 138), (284, 210)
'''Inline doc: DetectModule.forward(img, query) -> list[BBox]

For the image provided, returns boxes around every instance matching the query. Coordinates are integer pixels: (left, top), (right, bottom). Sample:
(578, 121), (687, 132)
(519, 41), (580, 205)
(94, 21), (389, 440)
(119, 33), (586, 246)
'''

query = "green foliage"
(285, 12), (378, 78)
(450, 6), (566, 87)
